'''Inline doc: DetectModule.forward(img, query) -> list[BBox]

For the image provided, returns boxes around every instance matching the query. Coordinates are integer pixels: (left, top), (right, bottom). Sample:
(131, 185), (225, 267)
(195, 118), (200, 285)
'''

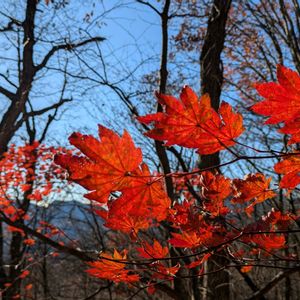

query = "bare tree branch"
(34, 37), (105, 73)
(0, 85), (15, 100)
(136, 0), (161, 16)
(0, 214), (96, 262)
(14, 98), (72, 132)
(0, 11), (22, 32)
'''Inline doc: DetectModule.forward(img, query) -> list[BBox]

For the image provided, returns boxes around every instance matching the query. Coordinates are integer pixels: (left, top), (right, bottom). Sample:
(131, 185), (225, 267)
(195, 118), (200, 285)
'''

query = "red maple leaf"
(200, 171), (231, 216)
(168, 200), (193, 228)
(264, 209), (293, 230)
(19, 270), (30, 279)
(243, 210), (288, 253)
(250, 234), (286, 252)
(240, 265), (253, 273)
(86, 249), (139, 283)
(186, 253), (211, 269)
(152, 263), (180, 280)
(55, 126), (142, 203)
(169, 229), (212, 249)
(96, 207), (151, 234)
(274, 153), (300, 189)
(232, 173), (276, 204)
(56, 126), (171, 233)
(108, 163), (170, 222)
(137, 240), (169, 259)
(278, 119), (300, 145)
(138, 86), (244, 154)
(200, 171), (231, 203)
(169, 231), (202, 248)
(252, 65), (300, 144)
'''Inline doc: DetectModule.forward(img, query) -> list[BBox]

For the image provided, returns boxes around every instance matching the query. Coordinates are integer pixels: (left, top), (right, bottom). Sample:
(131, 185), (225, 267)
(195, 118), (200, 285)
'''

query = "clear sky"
(46, 1), (166, 145)
(0, 0), (165, 145)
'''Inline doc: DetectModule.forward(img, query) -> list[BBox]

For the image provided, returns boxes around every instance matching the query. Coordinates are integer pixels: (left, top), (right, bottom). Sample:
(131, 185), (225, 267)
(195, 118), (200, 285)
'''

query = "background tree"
(0, 0), (104, 298)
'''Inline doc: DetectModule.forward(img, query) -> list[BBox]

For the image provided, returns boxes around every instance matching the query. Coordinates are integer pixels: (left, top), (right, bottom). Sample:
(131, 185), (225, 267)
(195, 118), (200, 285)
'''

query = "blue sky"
(0, 1), (167, 147)
(44, 1), (165, 144)
(0, 1), (275, 179)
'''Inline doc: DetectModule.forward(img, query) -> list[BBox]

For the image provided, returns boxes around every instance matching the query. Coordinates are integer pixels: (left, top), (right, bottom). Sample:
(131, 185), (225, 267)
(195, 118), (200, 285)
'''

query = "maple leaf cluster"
(54, 126), (171, 234)
(52, 69), (300, 291)
(3, 65), (299, 294)
(138, 86), (244, 154)
(86, 250), (139, 283)
(252, 65), (300, 189)
(0, 142), (71, 241)
(252, 65), (300, 145)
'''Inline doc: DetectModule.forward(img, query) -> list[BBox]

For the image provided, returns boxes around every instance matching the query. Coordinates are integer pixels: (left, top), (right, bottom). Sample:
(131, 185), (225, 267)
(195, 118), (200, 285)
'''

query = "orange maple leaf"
(278, 119), (300, 145)
(56, 126), (170, 233)
(169, 230), (212, 249)
(97, 208), (150, 234)
(251, 234), (286, 252)
(274, 153), (300, 189)
(19, 270), (30, 279)
(232, 173), (276, 204)
(186, 253), (211, 269)
(108, 163), (171, 222)
(138, 86), (244, 154)
(243, 209), (288, 252)
(55, 126), (142, 203)
(23, 238), (35, 246)
(200, 171), (231, 215)
(86, 249), (139, 283)
(200, 171), (231, 203)
(252, 65), (300, 144)
(263, 209), (293, 230)
(137, 240), (169, 259)
(240, 265), (253, 273)
(25, 284), (33, 291)
(93, 164), (170, 233)
(152, 263), (180, 280)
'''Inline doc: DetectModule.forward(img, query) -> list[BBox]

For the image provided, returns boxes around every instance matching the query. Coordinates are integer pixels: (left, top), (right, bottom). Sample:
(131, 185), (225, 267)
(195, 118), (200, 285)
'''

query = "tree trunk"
(158, 1), (193, 299)
(199, 1), (232, 299)
(156, 0), (174, 200)
(0, 0), (37, 156)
